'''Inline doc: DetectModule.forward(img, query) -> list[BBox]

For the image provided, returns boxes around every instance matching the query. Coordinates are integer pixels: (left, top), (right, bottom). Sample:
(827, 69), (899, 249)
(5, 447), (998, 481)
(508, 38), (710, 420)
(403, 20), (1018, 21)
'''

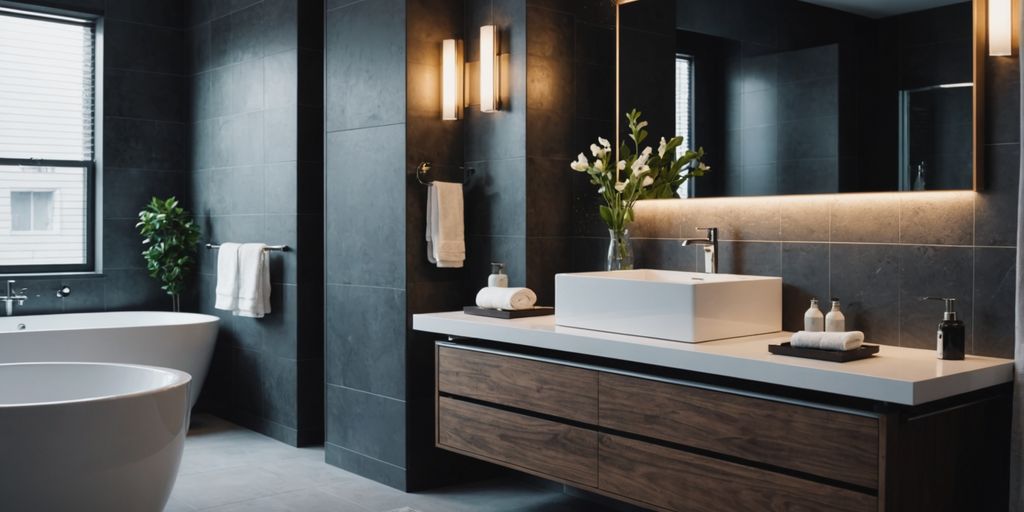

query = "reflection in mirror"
(619, 0), (977, 197)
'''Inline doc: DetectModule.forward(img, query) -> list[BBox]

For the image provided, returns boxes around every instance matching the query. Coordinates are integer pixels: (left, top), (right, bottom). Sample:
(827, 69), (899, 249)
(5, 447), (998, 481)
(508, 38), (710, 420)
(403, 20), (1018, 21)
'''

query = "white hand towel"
(426, 182), (465, 268)
(790, 331), (864, 351)
(214, 242), (241, 311)
(235, 243), (271, 318)
(475, 287), (537, 311)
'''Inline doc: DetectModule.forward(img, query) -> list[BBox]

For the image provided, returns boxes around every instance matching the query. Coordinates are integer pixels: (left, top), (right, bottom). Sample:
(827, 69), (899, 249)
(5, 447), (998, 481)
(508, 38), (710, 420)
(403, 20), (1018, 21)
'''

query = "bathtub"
(0, 311), (218, 407)
(0, 362), (191, 512)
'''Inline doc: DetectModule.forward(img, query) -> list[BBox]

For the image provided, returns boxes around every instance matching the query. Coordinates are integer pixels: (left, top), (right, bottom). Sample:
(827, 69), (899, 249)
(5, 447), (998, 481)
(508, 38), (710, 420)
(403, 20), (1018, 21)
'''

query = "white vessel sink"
(555, 269), (782, 343)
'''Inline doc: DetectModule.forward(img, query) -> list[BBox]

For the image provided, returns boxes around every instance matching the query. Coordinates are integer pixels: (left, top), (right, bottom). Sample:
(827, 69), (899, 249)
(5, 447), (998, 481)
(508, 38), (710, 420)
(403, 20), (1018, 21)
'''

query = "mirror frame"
(615, 0), (1006, 193)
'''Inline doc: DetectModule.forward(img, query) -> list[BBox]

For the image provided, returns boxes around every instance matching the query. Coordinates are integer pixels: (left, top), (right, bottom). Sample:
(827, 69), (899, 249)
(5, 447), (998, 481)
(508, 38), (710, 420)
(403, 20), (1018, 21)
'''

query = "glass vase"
(607, 228), (634, 271)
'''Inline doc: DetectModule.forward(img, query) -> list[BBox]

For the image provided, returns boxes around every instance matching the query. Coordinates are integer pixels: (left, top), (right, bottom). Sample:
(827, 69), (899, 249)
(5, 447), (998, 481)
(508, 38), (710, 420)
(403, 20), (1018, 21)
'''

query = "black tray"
(768, 342), (879, 362)
(463, 306), (554, 319)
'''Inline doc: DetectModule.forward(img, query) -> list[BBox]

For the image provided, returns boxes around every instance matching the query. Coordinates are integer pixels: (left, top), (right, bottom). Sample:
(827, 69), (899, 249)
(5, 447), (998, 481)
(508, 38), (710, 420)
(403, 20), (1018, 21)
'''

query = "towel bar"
(416, 161), (475, 185)
(205, 243), (289, 252)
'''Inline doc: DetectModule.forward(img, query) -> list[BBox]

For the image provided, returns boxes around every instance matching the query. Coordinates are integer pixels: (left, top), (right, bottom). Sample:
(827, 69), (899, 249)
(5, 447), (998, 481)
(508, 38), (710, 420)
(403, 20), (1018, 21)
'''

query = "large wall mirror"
(618, 0), (985, 197)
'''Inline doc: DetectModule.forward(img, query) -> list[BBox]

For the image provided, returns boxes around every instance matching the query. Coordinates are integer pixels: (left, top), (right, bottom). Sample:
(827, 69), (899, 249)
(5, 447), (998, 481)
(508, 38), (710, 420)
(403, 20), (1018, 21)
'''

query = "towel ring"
(416, 161), (475, 185)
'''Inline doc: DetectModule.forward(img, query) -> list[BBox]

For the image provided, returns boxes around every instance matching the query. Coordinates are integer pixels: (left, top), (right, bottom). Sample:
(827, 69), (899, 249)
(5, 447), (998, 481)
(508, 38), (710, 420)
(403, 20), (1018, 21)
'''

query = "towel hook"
(416, 161), (475, 186)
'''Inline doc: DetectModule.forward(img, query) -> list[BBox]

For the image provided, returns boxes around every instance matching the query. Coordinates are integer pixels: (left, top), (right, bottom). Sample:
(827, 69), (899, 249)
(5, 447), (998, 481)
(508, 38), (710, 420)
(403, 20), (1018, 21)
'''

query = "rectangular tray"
(463, 306), (554, 319)
(768, 342), (879, 362)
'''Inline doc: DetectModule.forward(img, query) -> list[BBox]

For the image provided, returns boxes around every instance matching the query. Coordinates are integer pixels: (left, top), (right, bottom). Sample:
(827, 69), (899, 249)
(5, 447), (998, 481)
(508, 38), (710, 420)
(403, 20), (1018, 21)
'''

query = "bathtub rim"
(0, 362), (192, 409)
(0, 311), (220, 335)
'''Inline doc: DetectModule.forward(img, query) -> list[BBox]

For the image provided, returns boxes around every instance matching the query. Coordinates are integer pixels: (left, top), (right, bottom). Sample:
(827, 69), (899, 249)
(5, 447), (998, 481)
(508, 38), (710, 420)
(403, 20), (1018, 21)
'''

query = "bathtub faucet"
(2, 280), (28, 316)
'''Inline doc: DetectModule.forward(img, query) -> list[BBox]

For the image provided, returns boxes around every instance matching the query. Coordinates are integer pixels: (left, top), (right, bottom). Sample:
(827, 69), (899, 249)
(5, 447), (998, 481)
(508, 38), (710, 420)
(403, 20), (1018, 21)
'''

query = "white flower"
(598, 137), (611, 149)
(617, 160), (626, 171)
(696, 162), (711, 173)
(658, 137), (667, 158)
(597, 186), (606, 194)
(614, 181), (627, 193)
(636, 121), (648, 130)
(594, 159), (605, 172)
(642, 176), (654, 187)
(570, 153), (589, 172)
(590, 144), (602, 157)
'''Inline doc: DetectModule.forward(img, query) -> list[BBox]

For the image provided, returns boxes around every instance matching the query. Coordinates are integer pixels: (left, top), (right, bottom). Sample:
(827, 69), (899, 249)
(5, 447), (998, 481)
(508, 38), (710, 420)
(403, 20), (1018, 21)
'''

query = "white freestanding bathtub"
(0, 362), (191, 512)
(0, 311), (218, 407)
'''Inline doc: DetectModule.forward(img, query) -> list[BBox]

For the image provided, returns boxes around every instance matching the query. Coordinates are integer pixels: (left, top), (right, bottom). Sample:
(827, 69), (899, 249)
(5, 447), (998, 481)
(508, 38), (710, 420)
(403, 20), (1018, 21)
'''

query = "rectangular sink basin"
(555, 269), (781, 343)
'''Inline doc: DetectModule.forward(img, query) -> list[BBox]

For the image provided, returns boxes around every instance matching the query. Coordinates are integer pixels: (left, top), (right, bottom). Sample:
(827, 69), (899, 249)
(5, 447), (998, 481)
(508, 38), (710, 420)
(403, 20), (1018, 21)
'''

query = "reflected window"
(675, 54), (694, 197)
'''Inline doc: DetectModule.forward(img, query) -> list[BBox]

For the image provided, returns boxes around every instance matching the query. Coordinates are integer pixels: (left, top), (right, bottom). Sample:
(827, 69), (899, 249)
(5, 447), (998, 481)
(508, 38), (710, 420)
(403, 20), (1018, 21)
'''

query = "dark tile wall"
(324, 0), (411, 490)
(462, 0), (530, 300)
(13, 0), (188, 312)
(187, 0), (324, 446)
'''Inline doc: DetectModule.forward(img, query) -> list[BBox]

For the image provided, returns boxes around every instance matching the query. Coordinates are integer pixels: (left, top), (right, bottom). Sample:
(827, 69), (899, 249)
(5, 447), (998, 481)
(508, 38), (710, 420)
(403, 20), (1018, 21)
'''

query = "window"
(0, 6), (96, 272)
(11, 191), (55, 232)
(676, 54), (694, 198)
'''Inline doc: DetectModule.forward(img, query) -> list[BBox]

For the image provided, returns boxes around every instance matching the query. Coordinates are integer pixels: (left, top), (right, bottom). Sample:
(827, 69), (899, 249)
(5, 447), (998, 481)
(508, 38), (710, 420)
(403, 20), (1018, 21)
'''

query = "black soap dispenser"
(923, 297), (965, 361)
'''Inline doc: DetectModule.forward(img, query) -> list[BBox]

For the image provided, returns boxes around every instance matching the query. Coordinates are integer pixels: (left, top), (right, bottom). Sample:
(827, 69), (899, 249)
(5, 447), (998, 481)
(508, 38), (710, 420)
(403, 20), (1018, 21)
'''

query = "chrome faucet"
(1, 280), (28, 316)
(682, 227), (719, 274)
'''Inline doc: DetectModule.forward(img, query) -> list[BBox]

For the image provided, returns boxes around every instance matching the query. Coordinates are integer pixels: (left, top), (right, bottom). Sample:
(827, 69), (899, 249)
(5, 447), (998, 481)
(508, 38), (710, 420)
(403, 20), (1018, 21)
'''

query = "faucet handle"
(695, 227), (718, 241)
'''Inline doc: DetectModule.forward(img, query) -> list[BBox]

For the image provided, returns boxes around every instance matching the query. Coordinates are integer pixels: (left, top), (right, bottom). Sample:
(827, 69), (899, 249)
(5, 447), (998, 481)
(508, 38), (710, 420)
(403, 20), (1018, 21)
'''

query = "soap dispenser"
(924, 297), (965, 360)
(488, 262), (508, 288)
(824, 298), (845, 332)
(804, 298), (824, 332)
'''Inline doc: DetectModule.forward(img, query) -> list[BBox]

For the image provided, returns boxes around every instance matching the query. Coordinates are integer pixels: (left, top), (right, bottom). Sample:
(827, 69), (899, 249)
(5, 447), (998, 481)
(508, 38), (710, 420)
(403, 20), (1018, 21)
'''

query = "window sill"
(0, 271), (105, 280)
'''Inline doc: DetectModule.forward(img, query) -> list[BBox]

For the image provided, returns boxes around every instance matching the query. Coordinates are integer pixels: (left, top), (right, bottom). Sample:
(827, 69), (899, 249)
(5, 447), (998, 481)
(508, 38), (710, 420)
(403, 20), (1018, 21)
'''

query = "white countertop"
(413, 311), (1014, 406)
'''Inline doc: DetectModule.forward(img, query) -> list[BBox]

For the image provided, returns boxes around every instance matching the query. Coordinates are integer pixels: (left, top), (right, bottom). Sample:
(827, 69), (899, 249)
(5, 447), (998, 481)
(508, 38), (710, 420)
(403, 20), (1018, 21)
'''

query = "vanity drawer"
(437, 346), (598, 423)
(599, 373), (879, 489)
(437, 397), (598, 487)
(598, 434), (877, 512)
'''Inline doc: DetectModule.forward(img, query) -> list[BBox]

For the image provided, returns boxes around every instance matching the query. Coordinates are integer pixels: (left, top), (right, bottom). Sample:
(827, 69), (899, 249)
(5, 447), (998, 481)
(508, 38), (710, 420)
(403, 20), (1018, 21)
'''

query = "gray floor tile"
(171, 414), (627, 512)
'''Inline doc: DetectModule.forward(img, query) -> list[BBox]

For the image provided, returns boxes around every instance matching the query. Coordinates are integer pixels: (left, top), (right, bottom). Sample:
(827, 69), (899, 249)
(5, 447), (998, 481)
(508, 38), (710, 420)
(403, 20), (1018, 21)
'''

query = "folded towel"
(214, 242), (241, 311)
(790, 330), (864, 351)
(426, 182), (465, 268)
(235, 243), (272, 318)
(475, 287), (537, 311)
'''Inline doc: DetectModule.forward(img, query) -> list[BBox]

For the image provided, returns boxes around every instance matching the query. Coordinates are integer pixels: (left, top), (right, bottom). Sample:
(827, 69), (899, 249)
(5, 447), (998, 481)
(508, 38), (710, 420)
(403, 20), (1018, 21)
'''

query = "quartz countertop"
(413, 311), (1014, 406)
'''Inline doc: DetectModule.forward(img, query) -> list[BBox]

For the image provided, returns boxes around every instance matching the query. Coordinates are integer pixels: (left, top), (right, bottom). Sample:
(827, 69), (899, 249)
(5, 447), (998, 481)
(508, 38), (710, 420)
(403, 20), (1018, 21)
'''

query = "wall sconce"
(480, 25), (500, 112)
(989, 0), (1013, 56)
(441, 38), (464, 120)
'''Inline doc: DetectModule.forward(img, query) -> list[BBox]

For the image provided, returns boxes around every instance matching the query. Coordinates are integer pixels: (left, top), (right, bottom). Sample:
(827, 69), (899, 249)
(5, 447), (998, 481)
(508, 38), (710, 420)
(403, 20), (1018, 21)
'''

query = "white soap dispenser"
(825, 298), (845, 332)
(804, 298), (824, 332)
(488, 262), (508, 288)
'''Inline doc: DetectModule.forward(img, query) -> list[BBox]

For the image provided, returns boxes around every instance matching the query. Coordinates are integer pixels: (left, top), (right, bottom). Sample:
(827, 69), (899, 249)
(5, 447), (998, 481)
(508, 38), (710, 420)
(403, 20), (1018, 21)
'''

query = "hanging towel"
(790, 330), (864, 351)
(214, 242), (241, 311)
(475, 287), (538, 310)
(235, 243), (272, 318)
(426, 181), (465, 268)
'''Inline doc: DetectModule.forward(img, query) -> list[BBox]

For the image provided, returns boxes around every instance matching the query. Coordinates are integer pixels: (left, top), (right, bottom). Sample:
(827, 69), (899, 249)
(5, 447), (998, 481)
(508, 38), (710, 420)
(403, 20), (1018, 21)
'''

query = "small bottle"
(825, 298), (845, 332)
(803, 298), (824, 332)
(925, 297), (965, 360)
(488, 262), (508, 288)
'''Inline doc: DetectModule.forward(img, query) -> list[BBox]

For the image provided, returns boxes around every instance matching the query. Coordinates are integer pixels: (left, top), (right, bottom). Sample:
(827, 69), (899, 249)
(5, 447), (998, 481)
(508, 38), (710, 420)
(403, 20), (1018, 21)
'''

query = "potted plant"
(136, 197), (201, 312)
(570, 109), (710, 270)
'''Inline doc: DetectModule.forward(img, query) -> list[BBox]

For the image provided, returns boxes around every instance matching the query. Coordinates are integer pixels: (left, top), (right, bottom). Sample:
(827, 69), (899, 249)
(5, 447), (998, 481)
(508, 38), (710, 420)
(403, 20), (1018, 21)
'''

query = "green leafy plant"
(136, 197), (201, 312)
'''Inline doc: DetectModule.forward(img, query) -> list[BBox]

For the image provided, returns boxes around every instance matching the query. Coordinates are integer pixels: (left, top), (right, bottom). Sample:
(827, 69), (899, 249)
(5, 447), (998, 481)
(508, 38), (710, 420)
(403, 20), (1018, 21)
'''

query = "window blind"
(0, 10), (95, 161)
(675, 55), (693, 154)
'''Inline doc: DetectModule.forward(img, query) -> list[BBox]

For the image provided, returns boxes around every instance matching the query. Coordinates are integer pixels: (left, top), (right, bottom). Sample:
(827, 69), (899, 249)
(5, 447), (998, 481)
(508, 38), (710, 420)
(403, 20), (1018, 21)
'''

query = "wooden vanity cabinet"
(435, 342), (1011, 512)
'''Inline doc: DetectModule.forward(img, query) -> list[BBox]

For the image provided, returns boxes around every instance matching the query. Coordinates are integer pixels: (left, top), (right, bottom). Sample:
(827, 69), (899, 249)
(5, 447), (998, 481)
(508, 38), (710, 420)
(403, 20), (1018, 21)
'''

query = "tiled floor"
(165, 414), (628, 512)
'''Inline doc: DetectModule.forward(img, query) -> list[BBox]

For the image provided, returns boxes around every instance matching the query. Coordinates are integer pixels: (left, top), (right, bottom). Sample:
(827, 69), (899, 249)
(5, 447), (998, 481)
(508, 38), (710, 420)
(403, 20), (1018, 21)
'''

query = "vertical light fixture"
(441, 38), (463, 120)
(989, 0), (1013, 56)
(480, 25), (499, 112)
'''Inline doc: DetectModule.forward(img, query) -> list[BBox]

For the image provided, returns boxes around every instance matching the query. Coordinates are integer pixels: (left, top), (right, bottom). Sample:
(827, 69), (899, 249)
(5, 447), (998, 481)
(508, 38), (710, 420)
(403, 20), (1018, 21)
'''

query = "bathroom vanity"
(414, 312), (1014, 512)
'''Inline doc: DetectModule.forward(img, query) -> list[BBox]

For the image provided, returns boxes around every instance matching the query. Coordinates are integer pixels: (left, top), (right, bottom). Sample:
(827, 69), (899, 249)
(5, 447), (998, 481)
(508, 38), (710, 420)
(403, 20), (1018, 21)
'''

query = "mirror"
(618, 0), (981, 197)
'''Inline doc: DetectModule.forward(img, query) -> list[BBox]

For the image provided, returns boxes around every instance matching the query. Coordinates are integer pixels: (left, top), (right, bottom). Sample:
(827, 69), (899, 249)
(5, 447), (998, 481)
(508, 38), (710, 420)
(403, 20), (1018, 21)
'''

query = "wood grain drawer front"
(599, 373), (879, 490)
(599, 434), (877, 512)
(437, 397), (598, 487)
(437, 346), (598, 424)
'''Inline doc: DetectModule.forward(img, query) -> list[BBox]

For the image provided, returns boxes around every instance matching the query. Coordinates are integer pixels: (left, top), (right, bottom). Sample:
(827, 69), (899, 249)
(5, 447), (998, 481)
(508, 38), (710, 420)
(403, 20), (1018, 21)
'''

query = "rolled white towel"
(475, 287), (537, 311)
(790, 330), (864, 351)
